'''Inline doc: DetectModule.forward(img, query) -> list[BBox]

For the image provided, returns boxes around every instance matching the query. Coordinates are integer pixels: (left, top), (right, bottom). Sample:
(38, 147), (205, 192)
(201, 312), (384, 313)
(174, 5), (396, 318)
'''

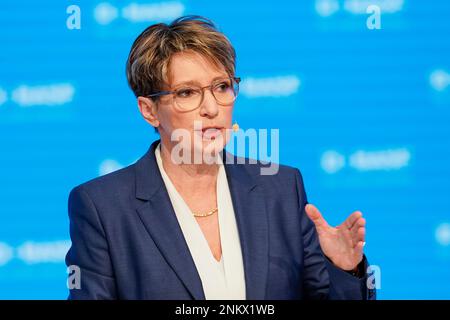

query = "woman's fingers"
(355, 240), (365, 252)
(350, 217), (366, 236)
(345, 211), (363, 230)
(351, 227), (366, 248)
(305, 204), (329, 230)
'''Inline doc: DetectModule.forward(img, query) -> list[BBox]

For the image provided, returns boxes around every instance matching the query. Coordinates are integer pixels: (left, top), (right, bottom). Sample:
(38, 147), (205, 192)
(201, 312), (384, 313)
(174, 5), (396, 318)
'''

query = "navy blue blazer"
(65, 139), (376, 300)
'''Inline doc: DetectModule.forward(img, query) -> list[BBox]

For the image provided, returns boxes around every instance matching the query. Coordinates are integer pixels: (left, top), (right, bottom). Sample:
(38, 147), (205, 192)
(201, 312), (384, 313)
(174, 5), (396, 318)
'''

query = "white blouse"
(155, 144), (246, 300)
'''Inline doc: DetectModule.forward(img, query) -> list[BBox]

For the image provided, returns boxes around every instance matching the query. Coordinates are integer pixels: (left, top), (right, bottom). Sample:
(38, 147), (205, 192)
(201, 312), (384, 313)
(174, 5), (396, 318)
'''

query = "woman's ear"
(137, 96), (160, 129)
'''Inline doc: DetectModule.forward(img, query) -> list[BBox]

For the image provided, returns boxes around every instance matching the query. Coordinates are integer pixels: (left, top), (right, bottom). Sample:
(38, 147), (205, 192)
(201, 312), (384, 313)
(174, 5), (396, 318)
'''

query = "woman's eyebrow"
(172, 76), (229, 88)
(172, 80), (199, 88)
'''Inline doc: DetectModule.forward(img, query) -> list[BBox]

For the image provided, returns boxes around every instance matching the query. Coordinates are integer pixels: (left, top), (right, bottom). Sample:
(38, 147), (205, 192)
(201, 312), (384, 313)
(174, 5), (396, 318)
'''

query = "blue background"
(0, 0), (449, 299)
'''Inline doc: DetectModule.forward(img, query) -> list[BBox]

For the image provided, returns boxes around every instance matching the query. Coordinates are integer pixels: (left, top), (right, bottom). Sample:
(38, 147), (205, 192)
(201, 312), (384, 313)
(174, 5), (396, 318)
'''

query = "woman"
(65, 15), (375, 300)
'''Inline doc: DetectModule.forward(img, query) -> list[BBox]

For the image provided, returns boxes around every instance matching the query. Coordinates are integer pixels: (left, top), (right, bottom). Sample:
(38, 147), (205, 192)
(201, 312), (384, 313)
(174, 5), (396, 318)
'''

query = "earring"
(232, 121), (239, 132)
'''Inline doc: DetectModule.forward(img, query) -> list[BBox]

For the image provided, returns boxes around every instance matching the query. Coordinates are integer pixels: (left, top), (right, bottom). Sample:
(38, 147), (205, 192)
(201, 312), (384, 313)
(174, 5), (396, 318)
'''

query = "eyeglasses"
(145, 77), (241, 112)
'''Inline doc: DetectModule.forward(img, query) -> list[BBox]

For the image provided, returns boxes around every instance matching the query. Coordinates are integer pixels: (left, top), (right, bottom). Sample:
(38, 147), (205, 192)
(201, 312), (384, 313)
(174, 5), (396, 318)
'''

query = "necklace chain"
(192, 207), (218, 217)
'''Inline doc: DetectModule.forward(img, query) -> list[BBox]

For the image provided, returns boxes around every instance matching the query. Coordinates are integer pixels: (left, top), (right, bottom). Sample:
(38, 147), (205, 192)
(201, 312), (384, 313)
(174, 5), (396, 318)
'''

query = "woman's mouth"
(198, 127), (223, 140)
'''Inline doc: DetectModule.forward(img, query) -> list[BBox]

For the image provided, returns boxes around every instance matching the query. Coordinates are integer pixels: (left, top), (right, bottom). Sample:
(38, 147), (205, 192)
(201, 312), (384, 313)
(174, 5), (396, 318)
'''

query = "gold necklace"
(192, 207), (218, 218)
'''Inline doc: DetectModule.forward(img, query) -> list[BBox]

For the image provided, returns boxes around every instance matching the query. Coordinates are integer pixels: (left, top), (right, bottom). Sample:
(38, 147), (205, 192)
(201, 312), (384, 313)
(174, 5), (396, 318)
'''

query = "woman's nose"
(199, 89), (219, 118)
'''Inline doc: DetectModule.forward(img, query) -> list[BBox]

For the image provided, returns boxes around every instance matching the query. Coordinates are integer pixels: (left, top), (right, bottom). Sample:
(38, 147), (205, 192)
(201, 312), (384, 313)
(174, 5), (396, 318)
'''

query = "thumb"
(305, 204), (329, 229)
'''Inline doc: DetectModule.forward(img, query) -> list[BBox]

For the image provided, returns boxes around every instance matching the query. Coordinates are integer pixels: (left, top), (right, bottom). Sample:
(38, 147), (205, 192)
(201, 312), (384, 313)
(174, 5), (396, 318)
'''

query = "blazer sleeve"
(294, 169), (376, 300)
(65, 186), (117, 299)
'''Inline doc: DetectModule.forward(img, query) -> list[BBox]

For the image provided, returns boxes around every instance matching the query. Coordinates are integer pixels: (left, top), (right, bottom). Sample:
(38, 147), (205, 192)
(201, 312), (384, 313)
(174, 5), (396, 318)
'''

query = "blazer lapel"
(223, 152), (269, 300)
(134, 140), (205, 300)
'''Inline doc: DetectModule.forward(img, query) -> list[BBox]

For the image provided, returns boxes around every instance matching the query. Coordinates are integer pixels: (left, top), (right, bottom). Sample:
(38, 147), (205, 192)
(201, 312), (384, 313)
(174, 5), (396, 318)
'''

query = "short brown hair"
(126, 15), (236, 98)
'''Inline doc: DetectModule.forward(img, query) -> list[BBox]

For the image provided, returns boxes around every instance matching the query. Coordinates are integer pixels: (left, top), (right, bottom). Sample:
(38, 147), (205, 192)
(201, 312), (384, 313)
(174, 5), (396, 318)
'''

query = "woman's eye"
(215, 82), (231, 92)
(176, 88), (195, 98)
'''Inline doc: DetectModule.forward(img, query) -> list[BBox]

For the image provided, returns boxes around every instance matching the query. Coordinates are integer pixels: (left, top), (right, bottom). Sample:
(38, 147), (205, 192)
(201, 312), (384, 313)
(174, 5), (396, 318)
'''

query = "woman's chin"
(200, 139), (225, 154)
(189, 138), (224, 163)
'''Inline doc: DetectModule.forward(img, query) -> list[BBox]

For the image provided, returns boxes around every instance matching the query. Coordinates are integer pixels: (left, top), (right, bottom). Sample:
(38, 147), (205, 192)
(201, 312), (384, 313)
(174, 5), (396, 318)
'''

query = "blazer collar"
(135, 140), (256, 200)
(134, 139), (269, 300)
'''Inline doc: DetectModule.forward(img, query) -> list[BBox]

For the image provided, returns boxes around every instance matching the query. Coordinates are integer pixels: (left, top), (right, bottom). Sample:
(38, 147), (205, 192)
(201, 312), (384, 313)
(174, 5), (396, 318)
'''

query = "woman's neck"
(159, 142), (219, 195)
